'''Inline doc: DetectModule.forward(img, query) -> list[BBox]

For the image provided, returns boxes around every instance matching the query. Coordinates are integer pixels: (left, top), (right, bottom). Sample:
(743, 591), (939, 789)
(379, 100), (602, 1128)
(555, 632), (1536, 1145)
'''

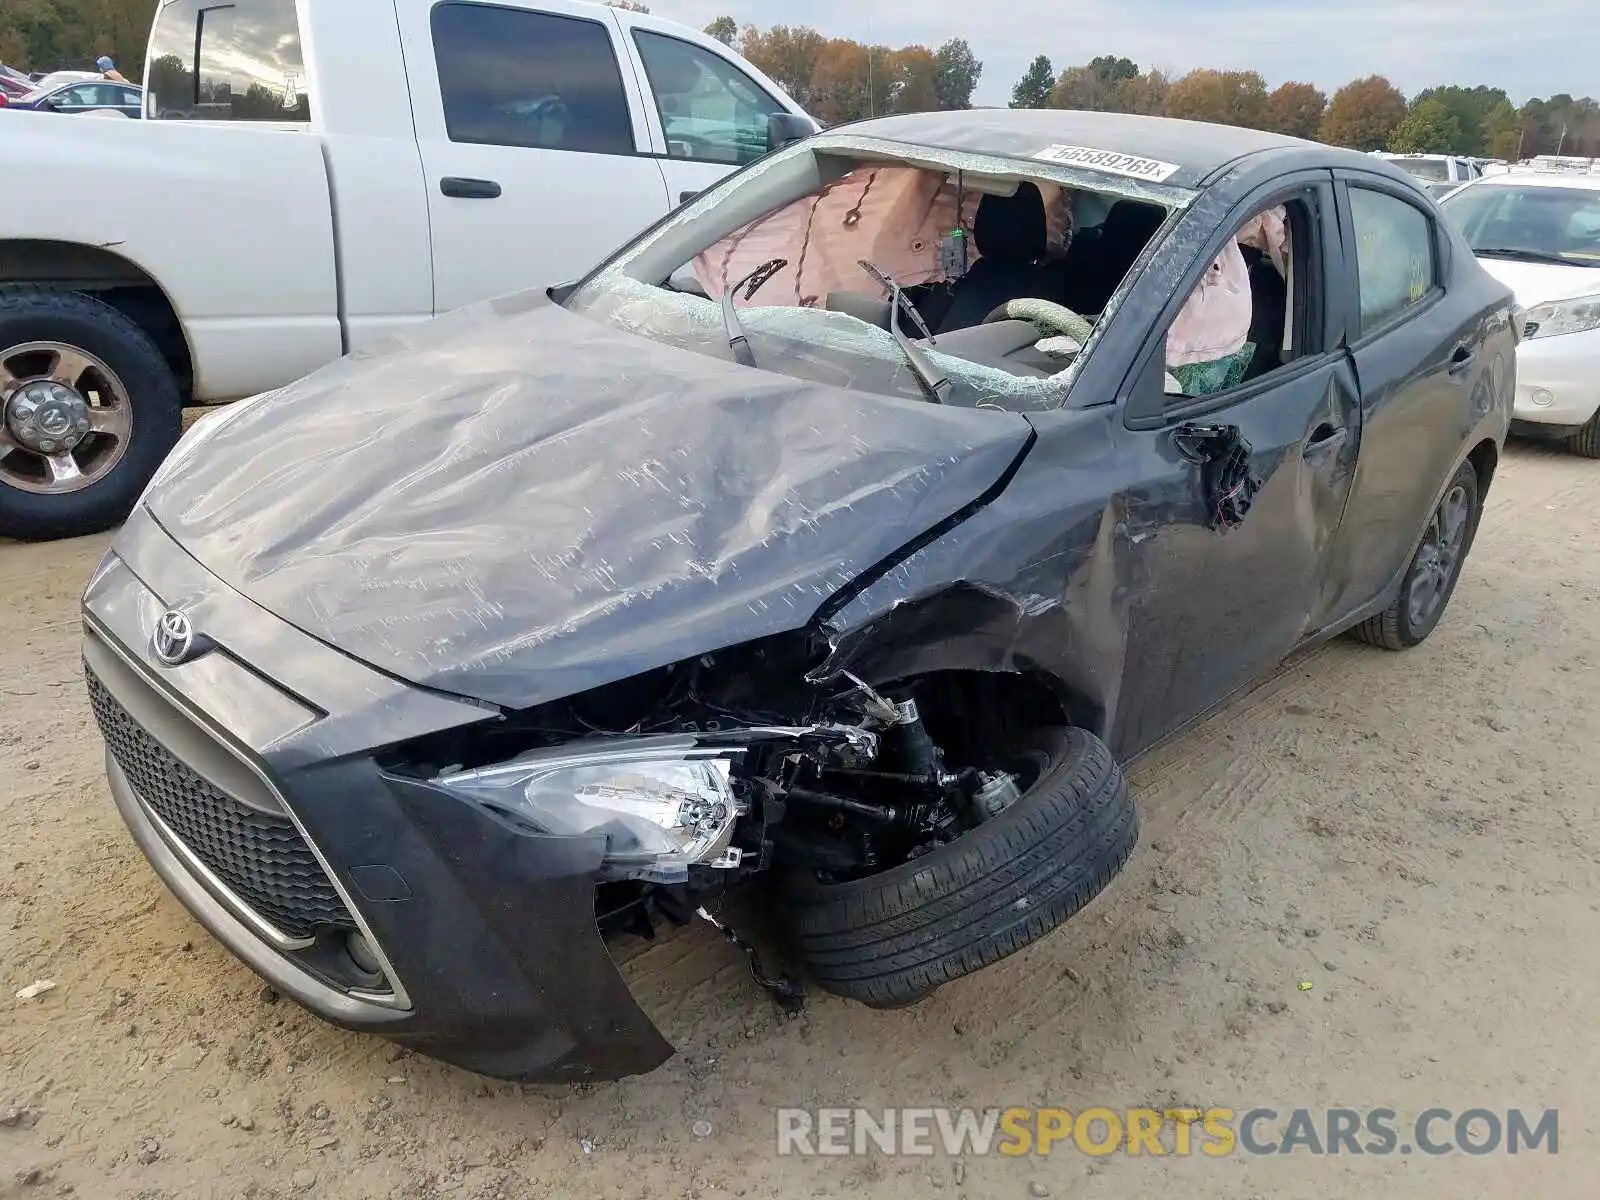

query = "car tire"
(780, 727), (1137, 1008)
(1350, 459), (1482, 651)
(1565, 410), (1600, 459)
(0, 286), (182, 542)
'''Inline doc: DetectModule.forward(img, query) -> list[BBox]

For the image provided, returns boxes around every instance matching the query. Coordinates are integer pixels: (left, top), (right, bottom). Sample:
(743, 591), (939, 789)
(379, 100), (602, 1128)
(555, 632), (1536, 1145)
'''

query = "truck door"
(398, 0), (674, 313)
(609, 10), (800, 208)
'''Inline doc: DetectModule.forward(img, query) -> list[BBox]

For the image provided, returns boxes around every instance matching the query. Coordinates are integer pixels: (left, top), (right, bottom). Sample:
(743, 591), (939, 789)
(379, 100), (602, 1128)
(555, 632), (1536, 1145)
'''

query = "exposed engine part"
(972, 770), (1023, 819)
(694, 905), (806, 1015)
(841, 670), (904, 725)
(880, 698), (942, 779)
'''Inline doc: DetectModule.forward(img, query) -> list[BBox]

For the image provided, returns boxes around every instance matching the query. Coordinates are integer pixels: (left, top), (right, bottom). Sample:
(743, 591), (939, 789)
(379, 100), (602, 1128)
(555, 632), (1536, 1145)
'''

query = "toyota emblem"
(152, 609), (195, 666)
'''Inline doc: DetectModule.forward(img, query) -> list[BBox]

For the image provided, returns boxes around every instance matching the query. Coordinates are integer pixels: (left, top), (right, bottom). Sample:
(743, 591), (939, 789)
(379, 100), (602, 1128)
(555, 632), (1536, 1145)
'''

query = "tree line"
(998, 54), (1599, 160)
(5, 0), (1594, 159)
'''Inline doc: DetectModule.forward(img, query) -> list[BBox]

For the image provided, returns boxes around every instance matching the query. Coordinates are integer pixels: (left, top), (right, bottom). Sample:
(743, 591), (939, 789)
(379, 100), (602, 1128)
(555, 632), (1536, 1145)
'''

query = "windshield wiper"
(1474, 247), (1591, 266)
(857, 260), (951, 404)
(721, 257), (787, 367)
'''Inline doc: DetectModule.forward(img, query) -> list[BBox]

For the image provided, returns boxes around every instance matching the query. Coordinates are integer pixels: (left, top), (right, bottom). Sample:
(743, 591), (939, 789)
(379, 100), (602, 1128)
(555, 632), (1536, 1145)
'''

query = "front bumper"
(1512, 328), (1600, 427)
(83, 509), (673, 1081)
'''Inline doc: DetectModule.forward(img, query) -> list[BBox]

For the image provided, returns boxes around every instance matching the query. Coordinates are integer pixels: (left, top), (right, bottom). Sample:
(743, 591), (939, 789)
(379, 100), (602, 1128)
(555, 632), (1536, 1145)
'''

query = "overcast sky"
(656, 0), (1593, 108)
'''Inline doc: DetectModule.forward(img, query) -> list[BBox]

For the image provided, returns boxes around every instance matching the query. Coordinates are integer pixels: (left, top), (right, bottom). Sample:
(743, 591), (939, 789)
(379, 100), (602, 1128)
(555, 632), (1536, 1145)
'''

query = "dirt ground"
(2, 440), (1598, 1199)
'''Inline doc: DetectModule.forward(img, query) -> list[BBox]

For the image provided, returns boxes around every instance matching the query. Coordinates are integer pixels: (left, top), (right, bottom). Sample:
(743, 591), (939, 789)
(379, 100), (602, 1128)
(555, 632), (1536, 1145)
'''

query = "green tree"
(703, 16), (738, 47)
(1049, 56), (1141, 111)
(1010, 55), (1054, 109)
(1409, 84), (1509, 154)
(1387, 98), (1465, 153)
(1319, 75), (1408, 150)
(1163, 68), (1268, 128)
(933, 38), (981, 110)
(1264, 81), (1326, 140)
(1086, 55), (1138, 85)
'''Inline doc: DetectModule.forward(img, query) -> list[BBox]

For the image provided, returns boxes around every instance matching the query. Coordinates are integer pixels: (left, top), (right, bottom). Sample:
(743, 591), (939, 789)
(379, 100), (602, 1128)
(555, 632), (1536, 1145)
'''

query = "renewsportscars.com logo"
(775, 1107), (1559, 1158)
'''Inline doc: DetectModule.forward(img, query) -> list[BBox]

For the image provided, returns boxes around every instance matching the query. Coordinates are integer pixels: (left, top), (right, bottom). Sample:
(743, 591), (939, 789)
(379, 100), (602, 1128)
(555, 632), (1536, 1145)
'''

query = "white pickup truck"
(0, 0), (814, 540)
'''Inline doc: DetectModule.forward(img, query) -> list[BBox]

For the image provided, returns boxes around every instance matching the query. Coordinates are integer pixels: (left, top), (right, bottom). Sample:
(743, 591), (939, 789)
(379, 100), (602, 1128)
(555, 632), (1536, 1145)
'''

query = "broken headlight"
(437, 736), (747, 886)
(1520, 292), (1600, 341)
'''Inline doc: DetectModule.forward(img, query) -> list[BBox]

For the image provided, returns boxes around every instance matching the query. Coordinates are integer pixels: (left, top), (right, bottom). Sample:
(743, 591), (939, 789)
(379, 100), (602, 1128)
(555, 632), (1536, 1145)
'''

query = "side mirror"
(766, 112), (818, 155)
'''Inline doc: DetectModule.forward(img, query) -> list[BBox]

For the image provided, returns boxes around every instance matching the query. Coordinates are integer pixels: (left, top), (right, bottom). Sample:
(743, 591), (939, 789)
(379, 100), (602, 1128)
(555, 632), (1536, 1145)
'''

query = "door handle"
(440, 176), (502, 199)
(1448, 344), (1477, 376)
(678, 189), (702, 205)
(1303, 422), (1347, 457)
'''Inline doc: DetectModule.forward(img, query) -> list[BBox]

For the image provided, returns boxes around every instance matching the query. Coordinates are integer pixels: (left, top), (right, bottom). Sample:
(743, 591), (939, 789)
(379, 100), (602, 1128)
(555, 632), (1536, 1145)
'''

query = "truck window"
(144, 0), (311, 122)
(632, 30), (783, 166)
(431, 3), (634, 156)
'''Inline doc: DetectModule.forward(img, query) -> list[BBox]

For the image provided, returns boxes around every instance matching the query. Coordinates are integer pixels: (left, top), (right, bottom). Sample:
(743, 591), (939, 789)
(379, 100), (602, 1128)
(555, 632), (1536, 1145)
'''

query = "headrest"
(1100, 200), (1166, 245)
(974, 182), (1048, 263)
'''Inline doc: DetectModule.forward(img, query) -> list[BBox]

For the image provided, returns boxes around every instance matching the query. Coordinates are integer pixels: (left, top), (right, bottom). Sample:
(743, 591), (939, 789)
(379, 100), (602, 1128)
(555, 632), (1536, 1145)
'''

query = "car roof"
(837, 109), (1375, 190)
(1471, 170), (1600, 191)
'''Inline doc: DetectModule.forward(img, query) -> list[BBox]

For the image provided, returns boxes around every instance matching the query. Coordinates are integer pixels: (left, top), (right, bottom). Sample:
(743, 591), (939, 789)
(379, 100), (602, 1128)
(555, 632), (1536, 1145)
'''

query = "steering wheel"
(982, 299), (1095, 345)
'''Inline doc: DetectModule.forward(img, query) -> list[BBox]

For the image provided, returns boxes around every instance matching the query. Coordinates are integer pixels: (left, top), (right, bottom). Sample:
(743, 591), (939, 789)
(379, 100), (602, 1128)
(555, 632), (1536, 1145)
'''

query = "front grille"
(88, 670), (354, 939)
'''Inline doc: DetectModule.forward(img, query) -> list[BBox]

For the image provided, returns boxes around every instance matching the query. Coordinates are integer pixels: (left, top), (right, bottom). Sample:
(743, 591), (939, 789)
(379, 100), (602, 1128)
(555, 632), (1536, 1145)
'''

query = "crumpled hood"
(144, 292), (1033, 709)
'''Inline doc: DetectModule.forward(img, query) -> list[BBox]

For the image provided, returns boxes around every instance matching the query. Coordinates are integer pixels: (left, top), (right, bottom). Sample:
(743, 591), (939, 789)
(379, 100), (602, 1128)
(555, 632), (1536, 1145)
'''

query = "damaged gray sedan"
(83, 110), (1515, 1082)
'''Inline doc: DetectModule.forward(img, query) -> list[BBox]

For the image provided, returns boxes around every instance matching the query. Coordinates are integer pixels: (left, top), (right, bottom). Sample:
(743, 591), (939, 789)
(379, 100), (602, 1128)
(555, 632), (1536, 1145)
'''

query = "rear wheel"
(0, 288), (182, 541)
(1350, 460), (1481, 650)
(780, 727), (1136, 1008)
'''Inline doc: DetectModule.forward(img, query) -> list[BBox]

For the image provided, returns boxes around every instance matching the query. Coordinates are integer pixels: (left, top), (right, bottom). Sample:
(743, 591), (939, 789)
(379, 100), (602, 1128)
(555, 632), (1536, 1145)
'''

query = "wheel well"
(1467, 438), (1498, 499)
(892, 670), (1086, 765)
(0, 240), (194, 401)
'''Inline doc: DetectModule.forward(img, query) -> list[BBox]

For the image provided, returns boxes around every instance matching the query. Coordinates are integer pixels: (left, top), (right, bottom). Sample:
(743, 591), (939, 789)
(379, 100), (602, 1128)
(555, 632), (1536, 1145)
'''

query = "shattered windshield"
(562, 136), (1188, 411)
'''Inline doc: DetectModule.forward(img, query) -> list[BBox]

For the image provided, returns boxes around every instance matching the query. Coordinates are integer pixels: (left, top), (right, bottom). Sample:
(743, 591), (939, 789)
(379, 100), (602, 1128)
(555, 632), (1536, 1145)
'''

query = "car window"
(1394, 158), (1451, 183)
(144, 0), (310, 121)
(432, 3), (635, 155)
(53, 85), (101, 106)
(632, 30), (783, 166)
(1349, 187), (1437, 335)
(1162, 197), (1311, 402)
(1442, 183), (1600, 265)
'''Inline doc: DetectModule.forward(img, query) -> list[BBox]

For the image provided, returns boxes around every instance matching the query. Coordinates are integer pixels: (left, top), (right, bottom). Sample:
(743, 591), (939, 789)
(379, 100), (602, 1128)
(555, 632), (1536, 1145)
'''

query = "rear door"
(1103, 172), (1361, 756)
(613, 10), (798, 207)
(398, 0), (673, 313)
(1316, 172), (1488, 622)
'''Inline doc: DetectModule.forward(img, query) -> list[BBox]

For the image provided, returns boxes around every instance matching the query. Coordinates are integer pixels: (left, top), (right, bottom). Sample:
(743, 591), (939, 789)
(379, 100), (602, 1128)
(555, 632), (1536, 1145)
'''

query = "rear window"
(1395, 158), (1450, 183)
(144, 0), (311, 122)
(431, 2), (635, 155)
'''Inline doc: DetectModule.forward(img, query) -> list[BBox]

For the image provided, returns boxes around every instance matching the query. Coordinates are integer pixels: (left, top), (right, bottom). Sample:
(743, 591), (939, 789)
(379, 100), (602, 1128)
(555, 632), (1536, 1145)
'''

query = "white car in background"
(1441, 170), (1600, 455)
(1375, 152), (1483, 199)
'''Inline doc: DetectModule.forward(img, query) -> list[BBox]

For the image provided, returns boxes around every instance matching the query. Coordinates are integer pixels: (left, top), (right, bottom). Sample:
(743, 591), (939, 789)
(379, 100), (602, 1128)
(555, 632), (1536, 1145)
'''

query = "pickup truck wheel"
(1350, 460), (1481, 650)
(779, 727), (1136, 1008)
(0, 288), (182, 541)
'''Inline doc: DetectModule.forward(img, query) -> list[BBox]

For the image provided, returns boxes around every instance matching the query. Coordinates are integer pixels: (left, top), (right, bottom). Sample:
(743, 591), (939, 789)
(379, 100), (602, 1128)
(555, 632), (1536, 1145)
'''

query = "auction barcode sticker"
(1032, 145), (1182, 183)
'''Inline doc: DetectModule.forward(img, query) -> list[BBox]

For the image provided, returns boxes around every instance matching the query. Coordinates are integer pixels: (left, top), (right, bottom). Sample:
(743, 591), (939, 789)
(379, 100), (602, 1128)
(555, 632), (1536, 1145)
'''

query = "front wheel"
(779, 727), (1137, 1008)
(1565, 409), (1600, 459)
(1350, 459), (1481, 651)
(0, 288), (183, 541)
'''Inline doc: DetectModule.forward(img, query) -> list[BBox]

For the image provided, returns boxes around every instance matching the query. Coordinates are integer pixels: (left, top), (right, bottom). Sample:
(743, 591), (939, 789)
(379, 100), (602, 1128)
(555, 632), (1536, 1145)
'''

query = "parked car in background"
(24, 69), (102, 91)
(2, 78), (142, 116)
(1, 0), (815, 542)
(0, 65), (32, 100)
(1441, 170), (1600, 455)
(1375, 152), (1483, 198)
(84, 110), (1512, 1082)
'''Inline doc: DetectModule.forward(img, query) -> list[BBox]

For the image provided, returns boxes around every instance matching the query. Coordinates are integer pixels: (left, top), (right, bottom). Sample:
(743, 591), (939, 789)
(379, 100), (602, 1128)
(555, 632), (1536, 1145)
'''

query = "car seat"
(934, 182), (1061, 333)
(1057, 200), (1166, 315)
